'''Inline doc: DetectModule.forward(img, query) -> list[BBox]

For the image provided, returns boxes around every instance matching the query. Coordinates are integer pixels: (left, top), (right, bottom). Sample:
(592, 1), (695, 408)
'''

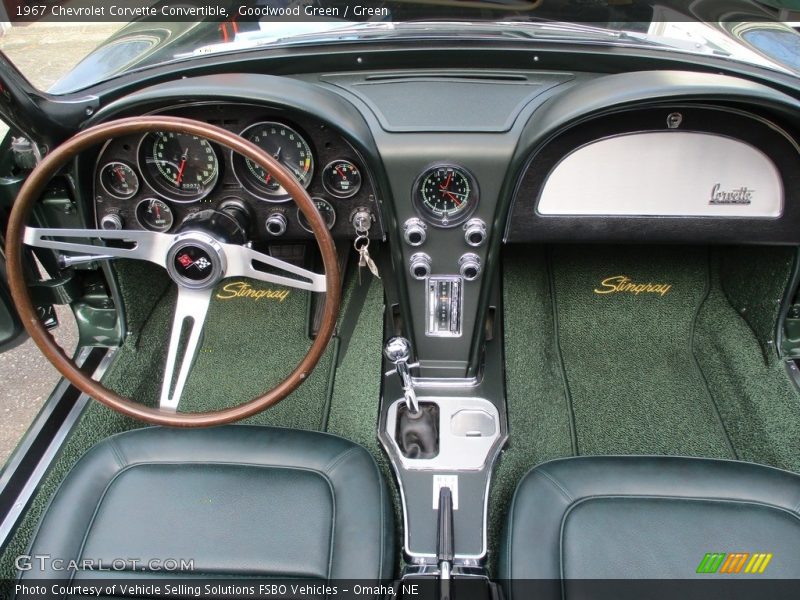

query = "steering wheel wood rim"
(5, 116), (341, 427)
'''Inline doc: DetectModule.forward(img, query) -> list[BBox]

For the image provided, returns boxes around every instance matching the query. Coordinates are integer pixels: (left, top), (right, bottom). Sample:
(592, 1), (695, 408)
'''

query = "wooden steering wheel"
(5, 116), (341, 427)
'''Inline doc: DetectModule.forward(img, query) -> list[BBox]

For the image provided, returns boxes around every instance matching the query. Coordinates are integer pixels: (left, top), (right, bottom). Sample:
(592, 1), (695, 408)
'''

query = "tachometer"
(233, 121), (314, 202)
(413, 164), (479, 227)
(139, 132), (218, 202)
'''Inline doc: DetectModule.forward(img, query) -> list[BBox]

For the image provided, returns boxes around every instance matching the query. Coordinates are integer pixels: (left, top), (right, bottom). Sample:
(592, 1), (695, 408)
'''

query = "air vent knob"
(403, 218), (427, 247)
(459, 253), (481, 281)
(410, 252), (432, 280)
(463, 218), (487, 247)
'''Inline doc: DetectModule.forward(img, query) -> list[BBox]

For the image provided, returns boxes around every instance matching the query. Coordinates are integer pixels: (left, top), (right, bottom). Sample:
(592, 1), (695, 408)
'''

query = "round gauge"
(297, 198), (336, 233)
(413, 164), (479, 228)
(233, 121), (314, 202)
(139, 132), (219, 202)
(136, 198), (174, 232)
(100, 161), (139, 199)
(322, 160), (362, 198)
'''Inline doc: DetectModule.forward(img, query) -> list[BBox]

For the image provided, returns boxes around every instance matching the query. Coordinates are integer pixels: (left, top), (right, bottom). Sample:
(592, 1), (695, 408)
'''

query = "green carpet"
(694, 249), (800, 473)
(551, 245), (735, 457)
(179, 280), (335, 430)
(492, 244), (800, 571)
(488, 250), (576, 562)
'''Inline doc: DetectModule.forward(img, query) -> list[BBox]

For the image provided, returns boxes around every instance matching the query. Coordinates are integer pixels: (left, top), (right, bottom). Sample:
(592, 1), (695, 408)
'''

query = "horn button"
(166, 232), (226, 289)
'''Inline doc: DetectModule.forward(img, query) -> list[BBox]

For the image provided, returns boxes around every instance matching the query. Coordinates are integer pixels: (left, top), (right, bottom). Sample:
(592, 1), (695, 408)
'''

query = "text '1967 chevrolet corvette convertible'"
(2, 1), (800, 599)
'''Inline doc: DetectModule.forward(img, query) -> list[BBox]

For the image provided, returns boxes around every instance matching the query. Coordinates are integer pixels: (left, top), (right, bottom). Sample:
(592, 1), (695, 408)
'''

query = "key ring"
(354, 235), (370, 252)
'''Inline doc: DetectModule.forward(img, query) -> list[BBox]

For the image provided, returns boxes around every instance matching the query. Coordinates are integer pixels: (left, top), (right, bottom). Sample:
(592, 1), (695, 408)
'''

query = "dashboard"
(92, 104), (382, 241)
(78, 68), (800, 379)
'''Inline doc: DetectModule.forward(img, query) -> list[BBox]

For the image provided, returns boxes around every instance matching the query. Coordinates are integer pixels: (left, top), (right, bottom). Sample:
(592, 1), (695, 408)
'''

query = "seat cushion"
(20, 425), (394, 582)
(501, 456), (800, 584)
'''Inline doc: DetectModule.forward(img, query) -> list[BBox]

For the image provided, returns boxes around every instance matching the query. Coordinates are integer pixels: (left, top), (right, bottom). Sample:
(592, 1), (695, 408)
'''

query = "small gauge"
(322, 160), (362, 198)
(297, 198), (336, 233)
(413, 164), (479, 228)
(100, 161), (139, 199)
(139, 132), (219, 202)
(136, 198), (174, 232)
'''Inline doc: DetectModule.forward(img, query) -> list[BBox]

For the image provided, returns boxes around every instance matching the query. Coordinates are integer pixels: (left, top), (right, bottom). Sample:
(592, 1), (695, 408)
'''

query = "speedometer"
(138, 132), (218, 203)
(413, 164), (479, 227)
(233, 121), (314, 202)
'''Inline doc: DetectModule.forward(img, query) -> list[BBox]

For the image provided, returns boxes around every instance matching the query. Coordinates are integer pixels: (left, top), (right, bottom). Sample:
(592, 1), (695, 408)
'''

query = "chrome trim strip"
(0, 348), (117, 548)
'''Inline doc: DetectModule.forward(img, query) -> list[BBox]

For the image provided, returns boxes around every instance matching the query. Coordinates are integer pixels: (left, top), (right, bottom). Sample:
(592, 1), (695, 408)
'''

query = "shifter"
(384, 336), (420, 414)
(385, 337), (439, 459)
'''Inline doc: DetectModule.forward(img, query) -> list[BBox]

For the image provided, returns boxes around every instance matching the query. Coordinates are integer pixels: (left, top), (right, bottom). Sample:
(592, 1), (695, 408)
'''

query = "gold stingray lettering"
(594, 275), (672, 297)
(216, 281), (291, 302)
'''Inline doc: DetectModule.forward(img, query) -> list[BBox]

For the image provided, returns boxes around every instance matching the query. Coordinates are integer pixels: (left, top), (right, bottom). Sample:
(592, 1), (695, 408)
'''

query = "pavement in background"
(0, 22), (121, 466)
(0, 307), (78, 465)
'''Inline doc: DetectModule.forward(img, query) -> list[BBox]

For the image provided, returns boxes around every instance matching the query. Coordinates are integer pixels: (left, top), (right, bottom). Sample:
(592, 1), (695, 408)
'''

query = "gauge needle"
(175, 148), (189, 185)
(114, 167), (125, 182)
(441, 189), (463, 206)
(336, 166), (347, 180)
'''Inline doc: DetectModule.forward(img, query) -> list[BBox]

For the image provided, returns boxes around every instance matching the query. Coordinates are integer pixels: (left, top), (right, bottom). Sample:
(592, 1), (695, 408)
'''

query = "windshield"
(1, 0), (799, 94)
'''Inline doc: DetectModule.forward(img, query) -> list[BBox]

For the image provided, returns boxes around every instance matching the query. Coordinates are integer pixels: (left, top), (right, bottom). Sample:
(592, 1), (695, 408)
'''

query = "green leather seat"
(18, 426), (395, 582)
(501, 456), (800, 594)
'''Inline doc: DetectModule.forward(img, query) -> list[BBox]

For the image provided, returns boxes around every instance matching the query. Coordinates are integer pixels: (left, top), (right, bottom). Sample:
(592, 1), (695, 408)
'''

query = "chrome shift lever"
(384, 336), (420, 414)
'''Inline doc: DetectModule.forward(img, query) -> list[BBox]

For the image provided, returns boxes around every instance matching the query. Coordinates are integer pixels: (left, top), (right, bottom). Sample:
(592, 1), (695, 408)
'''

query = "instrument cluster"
(92, 104), (380, 240)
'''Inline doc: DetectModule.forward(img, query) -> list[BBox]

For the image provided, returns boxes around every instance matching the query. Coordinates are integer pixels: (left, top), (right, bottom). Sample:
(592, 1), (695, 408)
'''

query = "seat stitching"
(327, 474), (336, 580)
(321, 447), (369, 579)
(536, 469), (574, 502)
(505, 482), (520, 585)
(323, 446), (361, 474)
(559, 493), (800, 520)
(108, 438), (127, 470)
(71, 466), (135, 587)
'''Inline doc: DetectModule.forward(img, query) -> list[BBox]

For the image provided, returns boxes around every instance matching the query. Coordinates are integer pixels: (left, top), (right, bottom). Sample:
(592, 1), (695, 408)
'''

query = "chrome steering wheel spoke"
(223, 243), (327, 292)
(159, 286), (213, 411)
(23, 227), (173, 267)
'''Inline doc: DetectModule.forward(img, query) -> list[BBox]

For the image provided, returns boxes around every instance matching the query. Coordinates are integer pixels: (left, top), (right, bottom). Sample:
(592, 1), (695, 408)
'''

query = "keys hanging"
(351, 209), (380, 282)
(355, 235), (380, 282)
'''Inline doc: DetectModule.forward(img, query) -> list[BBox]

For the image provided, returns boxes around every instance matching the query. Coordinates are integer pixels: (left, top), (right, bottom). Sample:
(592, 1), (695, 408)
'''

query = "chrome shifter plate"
(426, 276), (463, 337)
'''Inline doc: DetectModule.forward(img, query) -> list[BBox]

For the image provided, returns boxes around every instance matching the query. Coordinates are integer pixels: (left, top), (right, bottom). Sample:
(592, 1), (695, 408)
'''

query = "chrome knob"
(265, 213), (287, 237)
(463, 218), (487, 247)
(403, 218), (427, 247)
(100, 213), (123, 230)
(384, 336), (412, 364)
(409, 252), (432, 280)
(384, 337), (419, 414)
(459, 253), (481, 281)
